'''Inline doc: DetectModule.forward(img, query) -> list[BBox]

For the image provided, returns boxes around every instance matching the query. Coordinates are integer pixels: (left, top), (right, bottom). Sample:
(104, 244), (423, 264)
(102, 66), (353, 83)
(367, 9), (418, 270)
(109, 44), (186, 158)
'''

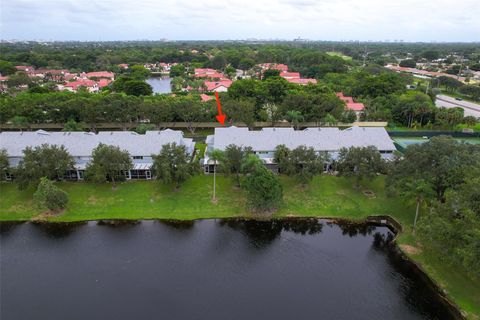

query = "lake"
(146, 77), (171, 94)
(0, 219), (455, 320)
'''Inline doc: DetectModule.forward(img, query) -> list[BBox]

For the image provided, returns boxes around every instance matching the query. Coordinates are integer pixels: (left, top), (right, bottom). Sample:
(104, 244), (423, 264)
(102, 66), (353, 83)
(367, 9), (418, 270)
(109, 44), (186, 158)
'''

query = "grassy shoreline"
(1, 175), (479, 318)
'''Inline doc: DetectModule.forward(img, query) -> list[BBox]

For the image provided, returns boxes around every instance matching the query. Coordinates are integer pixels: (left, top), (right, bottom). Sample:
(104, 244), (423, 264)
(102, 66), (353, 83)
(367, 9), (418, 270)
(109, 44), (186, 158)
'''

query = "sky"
(1, 0), (479, 42)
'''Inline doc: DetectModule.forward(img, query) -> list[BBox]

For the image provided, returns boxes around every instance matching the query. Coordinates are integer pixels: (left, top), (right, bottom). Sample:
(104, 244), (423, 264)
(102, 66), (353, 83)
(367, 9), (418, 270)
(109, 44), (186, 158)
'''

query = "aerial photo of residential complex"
(0, 0), (479, 319)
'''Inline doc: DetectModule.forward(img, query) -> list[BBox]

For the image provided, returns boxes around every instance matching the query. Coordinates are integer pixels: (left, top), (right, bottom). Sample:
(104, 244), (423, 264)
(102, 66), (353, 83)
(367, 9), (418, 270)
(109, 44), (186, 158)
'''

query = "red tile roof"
(288, 78), (317, 85)
(204, 80), (233, 91)
(15, 66), (34, 71)
(257, 63), (289, 72)
(97, 79), (112, 88)
(336, 92), (354, 103)
(195, 68), (217, 74)
(64, 79), (97, 90)
(336, 92), (365, 111)
(85, 71), (115, 79)
(35, 69), (69, 75)
(280, 71), (301, 79)
(200, 94), (213, 102)
(194, 68), (227, 80)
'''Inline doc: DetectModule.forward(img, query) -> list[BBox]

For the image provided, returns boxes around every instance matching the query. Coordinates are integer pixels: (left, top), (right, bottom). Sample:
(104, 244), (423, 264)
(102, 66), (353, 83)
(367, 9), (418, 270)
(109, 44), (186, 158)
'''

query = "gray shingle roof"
(0, 129), (194, 157)
(211, 126), (396, 151)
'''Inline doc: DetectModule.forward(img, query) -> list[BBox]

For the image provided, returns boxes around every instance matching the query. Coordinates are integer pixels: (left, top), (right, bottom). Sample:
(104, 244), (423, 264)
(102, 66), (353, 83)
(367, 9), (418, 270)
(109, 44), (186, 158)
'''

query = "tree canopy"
(336, 146), (385, 190)
(151, 142), (197, 189)
(242, 164), (283, 212)
(15, 144), (75, 190)
(33, 177), (69, 211)
(85, 144), (133, 185)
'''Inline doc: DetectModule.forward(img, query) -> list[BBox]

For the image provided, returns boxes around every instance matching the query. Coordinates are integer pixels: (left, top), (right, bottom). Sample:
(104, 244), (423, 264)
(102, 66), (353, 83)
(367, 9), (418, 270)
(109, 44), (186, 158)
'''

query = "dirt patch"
(400, 244), (422, 255)
(31, 209), (65, 221)
(336, 189), (347, 195)
(88, 196), (97, 205)
(362, 190), (376, 198)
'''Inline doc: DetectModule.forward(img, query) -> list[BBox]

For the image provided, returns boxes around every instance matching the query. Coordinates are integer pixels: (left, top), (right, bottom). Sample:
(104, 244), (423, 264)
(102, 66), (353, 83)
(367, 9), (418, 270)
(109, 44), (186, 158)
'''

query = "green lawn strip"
(0, 175), (478, 317)
(326, 51), (352, 61)
(397, 234), (480, 318)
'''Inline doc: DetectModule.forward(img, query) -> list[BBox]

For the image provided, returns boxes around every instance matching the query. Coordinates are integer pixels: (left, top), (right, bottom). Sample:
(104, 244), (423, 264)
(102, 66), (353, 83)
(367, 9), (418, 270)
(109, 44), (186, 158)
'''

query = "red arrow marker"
(215, 92), (226, 125)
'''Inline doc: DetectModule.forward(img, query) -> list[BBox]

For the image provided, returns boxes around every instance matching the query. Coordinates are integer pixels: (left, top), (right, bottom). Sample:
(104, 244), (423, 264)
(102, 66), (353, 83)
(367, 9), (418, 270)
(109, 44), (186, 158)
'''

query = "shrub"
(33, 177), (69, 211)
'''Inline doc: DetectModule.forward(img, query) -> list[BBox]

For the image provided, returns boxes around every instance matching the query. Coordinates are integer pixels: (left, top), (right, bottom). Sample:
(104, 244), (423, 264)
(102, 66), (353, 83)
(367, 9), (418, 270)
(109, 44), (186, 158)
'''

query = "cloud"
(1, 0), (479, 41)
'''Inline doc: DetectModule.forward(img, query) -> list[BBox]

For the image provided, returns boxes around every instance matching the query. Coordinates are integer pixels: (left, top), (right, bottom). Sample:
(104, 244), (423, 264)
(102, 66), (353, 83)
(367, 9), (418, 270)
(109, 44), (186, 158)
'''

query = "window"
(133, 156), (144, 160)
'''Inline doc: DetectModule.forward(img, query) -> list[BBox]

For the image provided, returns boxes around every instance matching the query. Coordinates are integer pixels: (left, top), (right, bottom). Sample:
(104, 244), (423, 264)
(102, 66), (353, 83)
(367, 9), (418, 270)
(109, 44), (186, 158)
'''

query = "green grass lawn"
(0, 175), (408, 223)
(326, 51), (353, 61)
(1, 175), (478, 317)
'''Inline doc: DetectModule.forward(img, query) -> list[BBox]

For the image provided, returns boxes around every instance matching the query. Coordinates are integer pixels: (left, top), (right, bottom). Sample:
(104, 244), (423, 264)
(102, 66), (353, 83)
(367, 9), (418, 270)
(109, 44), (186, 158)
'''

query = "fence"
(0, 121), (388, 131)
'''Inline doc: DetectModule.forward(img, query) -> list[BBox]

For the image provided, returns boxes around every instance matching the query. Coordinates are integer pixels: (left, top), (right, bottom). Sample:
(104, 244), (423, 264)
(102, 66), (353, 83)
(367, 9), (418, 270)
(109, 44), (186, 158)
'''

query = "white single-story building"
(203, 126), (396, 173)
(0, 129), (194, 180)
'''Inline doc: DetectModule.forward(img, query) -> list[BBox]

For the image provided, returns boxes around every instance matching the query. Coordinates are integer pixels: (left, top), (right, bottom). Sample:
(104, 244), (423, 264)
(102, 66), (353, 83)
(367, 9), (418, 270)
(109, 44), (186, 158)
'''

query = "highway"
(436, 94), (480, 118)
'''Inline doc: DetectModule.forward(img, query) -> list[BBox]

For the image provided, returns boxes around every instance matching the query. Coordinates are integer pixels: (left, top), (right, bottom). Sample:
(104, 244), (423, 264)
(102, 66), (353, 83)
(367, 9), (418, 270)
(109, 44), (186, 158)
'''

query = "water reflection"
(31, 221), (87, 238)
(372, 232), (395, 248)
(97, 220), (140, 228)
(218, 218), (323, 247)
(157, 219), (195, 230)
(1, 218), (457, 320)
(334, 221), (377, 237)
(0, 222), (23, 237)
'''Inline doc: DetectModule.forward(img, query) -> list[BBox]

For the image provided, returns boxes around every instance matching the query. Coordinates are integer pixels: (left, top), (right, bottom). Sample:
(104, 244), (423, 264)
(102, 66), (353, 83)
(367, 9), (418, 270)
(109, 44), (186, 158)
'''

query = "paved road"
(436, 95), (480, 118)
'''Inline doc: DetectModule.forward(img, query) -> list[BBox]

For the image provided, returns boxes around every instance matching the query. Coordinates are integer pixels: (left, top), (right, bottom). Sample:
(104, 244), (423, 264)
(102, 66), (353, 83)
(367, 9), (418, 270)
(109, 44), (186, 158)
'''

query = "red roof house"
(200, 94), (214, 102)
(280, 71), (301, 80)
(257, 63), (289, 72)
(194, 68), (227, 80)
(204, 80), (233, 92)
(63, 79), (98, 92)
(288, 78), (317, 85)
(85, 71), (115, 80)
(336, 92), (365, 120)
(15, 66), (35, 73)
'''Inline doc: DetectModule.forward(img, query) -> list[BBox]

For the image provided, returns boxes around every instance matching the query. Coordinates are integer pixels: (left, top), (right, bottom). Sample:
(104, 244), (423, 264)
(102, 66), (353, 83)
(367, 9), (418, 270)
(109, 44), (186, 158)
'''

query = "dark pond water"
(146, 76), (171, 94)
(0, 219), (454, 320)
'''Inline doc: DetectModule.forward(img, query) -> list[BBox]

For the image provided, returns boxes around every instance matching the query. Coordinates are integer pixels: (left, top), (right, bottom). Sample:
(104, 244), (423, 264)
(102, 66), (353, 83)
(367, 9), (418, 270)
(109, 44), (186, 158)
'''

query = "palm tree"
(208, 149), (224, 201)
(286, 111), (304, 129)
(401, 179), (434, 232)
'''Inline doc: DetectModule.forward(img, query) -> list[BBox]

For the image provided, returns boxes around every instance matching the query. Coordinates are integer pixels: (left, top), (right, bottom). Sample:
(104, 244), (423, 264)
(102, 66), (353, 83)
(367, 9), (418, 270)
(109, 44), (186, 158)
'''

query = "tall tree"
(123, 80), (153, 96)
(274, 145), (326, 185)
(221, 145), (252, 186)
(85, 144), (133, 187)
(222, 98), (256, 128)
(152, 143), (197, 190)
(242, 164), (283, 212)
(174, 98), (203, 134)
(285, 110), (304, 129)
(0, 149), (9, 181)
(15, 144), (75, 190)
(337, 146), (385, 190)
(398, 179), (434, 230)
(0, 60), (16, 75)
(388, 136), (479, 202)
